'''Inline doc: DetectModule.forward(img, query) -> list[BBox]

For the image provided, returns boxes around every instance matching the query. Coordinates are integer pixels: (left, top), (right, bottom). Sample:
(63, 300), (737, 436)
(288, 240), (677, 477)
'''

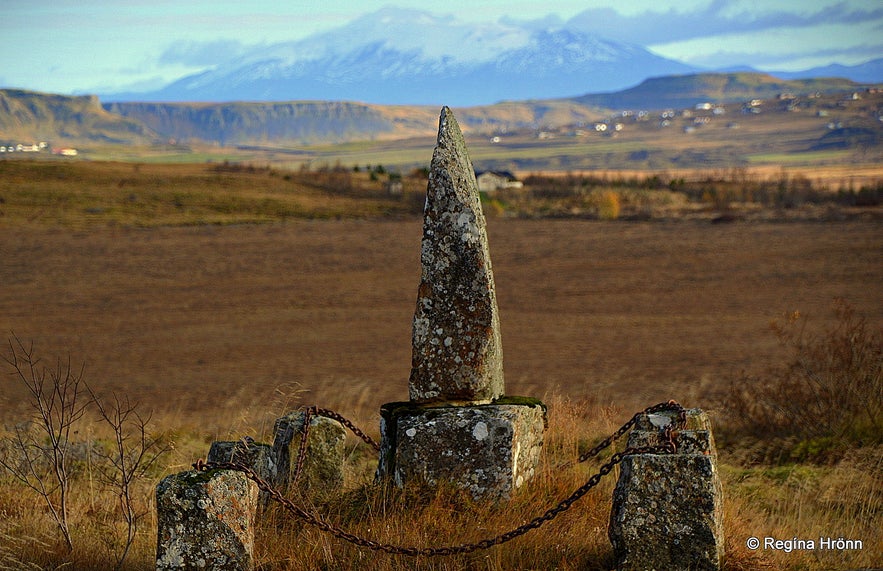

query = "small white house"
(476, 171), (522, 192)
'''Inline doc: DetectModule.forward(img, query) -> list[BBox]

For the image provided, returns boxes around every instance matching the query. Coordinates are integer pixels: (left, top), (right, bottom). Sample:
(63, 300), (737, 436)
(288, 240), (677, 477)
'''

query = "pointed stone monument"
(410, 106), (504, 404)
(376, 107), (546, 499)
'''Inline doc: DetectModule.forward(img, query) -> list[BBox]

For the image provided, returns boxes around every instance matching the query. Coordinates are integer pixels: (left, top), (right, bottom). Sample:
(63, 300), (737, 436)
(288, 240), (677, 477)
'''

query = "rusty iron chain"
(574, 399), (686, 464)
(312, 406), (382, 451)
(194, 400), (685, 558)
(290, 405), (382, 488)
(289, 405), (313, 487)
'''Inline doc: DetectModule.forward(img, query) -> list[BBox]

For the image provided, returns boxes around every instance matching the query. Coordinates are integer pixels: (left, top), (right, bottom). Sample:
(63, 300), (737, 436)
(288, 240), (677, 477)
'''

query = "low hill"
(102, 100), (406, 146)
(1, 72), (877, 151)
(101, 100), (605, 146)
(2, 88), (604, 148)
(572, 73), (866, 110)
(97, 73), (883, 150)
(0, 89), (155, 145)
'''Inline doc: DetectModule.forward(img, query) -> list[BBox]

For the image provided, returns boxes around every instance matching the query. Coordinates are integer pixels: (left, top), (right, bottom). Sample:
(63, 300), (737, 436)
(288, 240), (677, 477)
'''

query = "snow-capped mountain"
(105, 7), (697, 105)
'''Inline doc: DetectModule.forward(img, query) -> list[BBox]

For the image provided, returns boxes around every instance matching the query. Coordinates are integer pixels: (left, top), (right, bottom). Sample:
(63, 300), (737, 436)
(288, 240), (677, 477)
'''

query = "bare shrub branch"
(0, 335), (89, 552)
(721, 300), (882, 461)
(89, 390), (170, 570)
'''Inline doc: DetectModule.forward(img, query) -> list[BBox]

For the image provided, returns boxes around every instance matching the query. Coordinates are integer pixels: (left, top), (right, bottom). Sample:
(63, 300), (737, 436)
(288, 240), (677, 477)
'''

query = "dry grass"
(1, 185), (881, 568)
(1, 391), (880, 570)
(719, 300), (882, 462)
(2, 160), (880, 230)
(720, 446), (882, 571)
(251, 395), (627, 571)
(530, 165), (883, 192)
(0, 160), (418, 228)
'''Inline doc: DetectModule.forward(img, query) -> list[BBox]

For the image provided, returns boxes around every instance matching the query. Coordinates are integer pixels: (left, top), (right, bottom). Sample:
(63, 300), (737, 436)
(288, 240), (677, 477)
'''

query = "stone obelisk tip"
(408, 107), (504, 404)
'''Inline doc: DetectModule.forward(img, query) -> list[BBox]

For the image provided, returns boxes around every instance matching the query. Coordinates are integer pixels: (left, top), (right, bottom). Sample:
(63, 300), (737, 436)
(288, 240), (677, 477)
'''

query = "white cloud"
(159, 40), (255, 67)
(566, 0), (883, 47)
(2, 1), (881, 95)
(650, 20), (883, 70)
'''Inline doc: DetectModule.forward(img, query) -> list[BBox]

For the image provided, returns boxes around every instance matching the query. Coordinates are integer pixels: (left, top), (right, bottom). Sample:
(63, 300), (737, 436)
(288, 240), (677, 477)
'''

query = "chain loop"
(193, 400), (685, 557)
(290, 405), (314, 486)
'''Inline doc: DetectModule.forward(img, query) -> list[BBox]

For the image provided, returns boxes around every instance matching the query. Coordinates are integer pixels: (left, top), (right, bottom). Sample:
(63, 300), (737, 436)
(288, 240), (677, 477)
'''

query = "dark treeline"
(523, 170), (882, 208)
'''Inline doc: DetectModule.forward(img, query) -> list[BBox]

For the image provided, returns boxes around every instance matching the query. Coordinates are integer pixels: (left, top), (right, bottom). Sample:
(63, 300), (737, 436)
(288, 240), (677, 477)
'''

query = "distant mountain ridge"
(771, 58), (883, 84)
(0, 73), (873, 148)
(0, 89), (154, 145)
(102, 101), (400, 146)
(102, 99), (605, 146)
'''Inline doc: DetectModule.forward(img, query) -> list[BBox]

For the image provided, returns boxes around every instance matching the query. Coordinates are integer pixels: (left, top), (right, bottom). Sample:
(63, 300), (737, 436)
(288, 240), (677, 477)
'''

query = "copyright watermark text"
(746, 536), (863, 553)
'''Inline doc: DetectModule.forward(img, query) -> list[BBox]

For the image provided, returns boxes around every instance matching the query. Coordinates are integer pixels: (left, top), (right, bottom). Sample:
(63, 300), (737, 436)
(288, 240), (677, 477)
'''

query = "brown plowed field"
(2, 219), (880, 427)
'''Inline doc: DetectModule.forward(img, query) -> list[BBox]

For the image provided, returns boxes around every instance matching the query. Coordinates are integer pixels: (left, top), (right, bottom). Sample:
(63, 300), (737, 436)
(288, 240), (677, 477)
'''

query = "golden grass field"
(0, 161), (881, 570)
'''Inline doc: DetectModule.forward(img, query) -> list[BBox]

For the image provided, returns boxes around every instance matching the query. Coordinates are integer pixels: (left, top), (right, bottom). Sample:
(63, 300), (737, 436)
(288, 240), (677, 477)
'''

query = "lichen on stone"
(409, 106), (504, 404)
(609, 409), (724, 570)
(155, 469), (257, 571)
(271, 411), (346, 499)
(377, 402), (545, 499)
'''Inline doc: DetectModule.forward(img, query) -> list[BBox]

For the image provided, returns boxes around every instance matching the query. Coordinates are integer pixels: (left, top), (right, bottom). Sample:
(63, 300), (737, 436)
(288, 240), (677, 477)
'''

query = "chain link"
(574, 399), (686, 464)
(194, 400), (685, 558)
(289, 406), (313, 487)
(313, 406), (382, 451)
(290, 405), (382, 488)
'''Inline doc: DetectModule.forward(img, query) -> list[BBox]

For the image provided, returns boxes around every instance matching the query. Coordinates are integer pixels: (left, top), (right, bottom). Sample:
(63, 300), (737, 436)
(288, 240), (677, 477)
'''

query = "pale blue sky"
(2, 0), (881, 95)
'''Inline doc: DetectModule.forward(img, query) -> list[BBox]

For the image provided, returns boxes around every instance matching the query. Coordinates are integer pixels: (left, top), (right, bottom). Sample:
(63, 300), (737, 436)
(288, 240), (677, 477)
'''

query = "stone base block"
(609, 408), (724, 571)
(156, 469), (257, 571)
(376, 398), (546, 499)
(272, 411), (346, 498)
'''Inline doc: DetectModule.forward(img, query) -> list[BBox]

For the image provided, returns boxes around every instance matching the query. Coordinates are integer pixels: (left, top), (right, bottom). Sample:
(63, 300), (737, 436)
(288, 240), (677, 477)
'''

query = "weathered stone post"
(207, 439), (276, 508)
(272, 410), (346, 498)
(154, 417), (346, 570)
(376, 106), (546, 499)
(155, 469), (258, 571)
(609, 408), (724, 571)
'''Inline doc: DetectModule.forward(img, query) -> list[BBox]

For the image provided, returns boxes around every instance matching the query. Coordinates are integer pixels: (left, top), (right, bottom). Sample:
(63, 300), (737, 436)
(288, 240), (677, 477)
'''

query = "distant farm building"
(386, 178), (403, 196)
(476, 170), (523, 192)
